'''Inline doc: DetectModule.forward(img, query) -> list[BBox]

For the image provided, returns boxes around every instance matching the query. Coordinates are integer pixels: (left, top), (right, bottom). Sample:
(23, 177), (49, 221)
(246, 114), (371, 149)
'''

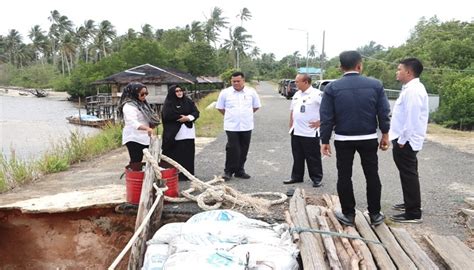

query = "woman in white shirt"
(117, 82), (160, 171)
(161, 85), (200, 180)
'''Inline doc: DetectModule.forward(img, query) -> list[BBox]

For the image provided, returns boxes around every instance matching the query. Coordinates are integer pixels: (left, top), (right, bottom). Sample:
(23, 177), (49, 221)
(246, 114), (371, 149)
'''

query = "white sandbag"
(142, 244), (169, 270)
(163, 250), (247, 270)
(147, 222), (184, 245)
(186, 209), (248, 224)
(230, 243), (299, 270)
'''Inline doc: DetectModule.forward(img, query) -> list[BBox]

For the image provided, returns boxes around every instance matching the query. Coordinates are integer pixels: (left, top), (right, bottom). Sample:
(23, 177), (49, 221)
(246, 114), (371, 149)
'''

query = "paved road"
(193, 81), (474, 239)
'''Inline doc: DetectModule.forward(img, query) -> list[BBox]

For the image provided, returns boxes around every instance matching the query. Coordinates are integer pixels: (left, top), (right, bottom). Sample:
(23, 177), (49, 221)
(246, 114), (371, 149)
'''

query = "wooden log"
(326, 209), (360, 269)
(289, 188), (329, 270)
(345, 226), (377, 270)
(362, 212), (416, 269)
(315, 212), (343, 269)
(424, 234), (474, 270)
(390, 227), (438, 270)
(305, 205), (325, 253)
(354, 210), (396, 270)
(285, 210), (299, 243)
(322, 194), (333, 209)
(128, 138), (162, 270)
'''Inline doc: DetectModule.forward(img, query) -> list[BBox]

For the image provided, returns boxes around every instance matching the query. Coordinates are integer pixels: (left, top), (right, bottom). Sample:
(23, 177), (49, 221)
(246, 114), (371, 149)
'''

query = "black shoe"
(312, 181), (323, 188)
(392, 203), (422, 212)
(392, 203), (405, 211)
(390, 213), (422, 224)
(234, 172), (251, 179)
(283, 179), (303, 184)
(335, 211), (355, 226)
(222, 172), (232, 181)
(369, 212), (385, 226)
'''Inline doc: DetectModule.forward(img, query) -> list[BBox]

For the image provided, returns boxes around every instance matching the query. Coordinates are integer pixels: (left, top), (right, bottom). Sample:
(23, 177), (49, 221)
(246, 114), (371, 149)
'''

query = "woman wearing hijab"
(117, 82), (161, 171)
(162, 85), (200, 180)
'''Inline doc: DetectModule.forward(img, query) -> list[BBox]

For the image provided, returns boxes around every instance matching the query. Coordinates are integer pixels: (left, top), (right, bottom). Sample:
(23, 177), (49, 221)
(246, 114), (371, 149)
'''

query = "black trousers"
(392, 140), (422, 218)
(290, 134), (323, 183)
(163, 139), (195, 180)
(225, 131), (252, 174)
(334, 139), (381, 216)
(125, 141), (149, 163)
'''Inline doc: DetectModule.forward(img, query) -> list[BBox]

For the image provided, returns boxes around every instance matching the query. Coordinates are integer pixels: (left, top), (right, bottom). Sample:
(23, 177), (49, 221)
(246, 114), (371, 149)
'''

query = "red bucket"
(161, 167), (179, 198)
(125, 165), (179, 204)
(125, 170), (145, 205)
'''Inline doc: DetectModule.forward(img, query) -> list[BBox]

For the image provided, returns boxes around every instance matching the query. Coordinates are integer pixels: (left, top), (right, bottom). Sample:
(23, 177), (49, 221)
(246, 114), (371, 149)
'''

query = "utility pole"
(288, 28), (309, 72)
(320, 30), (325, 80)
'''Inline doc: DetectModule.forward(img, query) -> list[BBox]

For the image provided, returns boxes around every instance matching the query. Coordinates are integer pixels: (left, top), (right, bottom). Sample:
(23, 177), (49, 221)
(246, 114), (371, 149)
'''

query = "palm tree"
(204, 7), (229, 47)
(94, 20), (116, 60)
(140, 24), (154, 40)
(222, 26), (253, 69)
(5, 29), (23, 66)
(308, 44), (317, 66)
(28, 25), (48, 64)
(250, 46), (260, 59)
(237, 7), (252, 27)
(76, 20), (97, 63)
(48, 10), (74, 70)
(293, 51), (301, 68)
(126, 28), (137, 40)
(189, 21), (205, 42)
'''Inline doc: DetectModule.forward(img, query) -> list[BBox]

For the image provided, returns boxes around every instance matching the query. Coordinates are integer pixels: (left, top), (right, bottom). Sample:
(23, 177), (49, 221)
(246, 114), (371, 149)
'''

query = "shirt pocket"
(226, 96), (239, 108)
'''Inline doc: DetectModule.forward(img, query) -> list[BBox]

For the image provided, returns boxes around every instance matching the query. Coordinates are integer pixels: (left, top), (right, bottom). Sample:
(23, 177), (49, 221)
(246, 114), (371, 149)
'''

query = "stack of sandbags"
(142, 209), (299, 270)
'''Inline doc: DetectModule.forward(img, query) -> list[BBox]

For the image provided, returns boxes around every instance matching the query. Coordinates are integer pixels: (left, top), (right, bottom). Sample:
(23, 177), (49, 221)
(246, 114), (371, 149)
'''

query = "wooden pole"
(390, 227), (438, 270)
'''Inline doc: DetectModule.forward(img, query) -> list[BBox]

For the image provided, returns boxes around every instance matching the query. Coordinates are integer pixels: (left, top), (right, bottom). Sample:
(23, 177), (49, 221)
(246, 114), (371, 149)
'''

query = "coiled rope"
(142, 150), (287, 214)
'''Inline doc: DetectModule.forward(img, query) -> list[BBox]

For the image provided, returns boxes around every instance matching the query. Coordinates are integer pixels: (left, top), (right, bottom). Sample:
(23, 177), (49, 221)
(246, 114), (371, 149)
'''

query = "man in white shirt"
(284, 74), (323, 187)
(216, 72), (261, 180)
(389, 58), (429, 223)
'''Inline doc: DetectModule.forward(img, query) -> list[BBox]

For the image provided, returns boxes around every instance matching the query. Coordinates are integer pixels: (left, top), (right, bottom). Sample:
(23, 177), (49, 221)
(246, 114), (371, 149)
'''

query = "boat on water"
(66, 114), (112, 128)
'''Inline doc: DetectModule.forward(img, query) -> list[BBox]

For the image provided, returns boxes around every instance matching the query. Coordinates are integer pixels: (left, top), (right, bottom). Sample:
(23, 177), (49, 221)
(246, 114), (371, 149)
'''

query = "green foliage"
(220, 68), (240, 84)
(194, 91), (223, 137)
(277, 66), (297, 79)
(175, 42), (218, 75)
(120, 38), (170, 68)
(432, 76), (474, 130)
(0, 152), (35, 192)
(9, 63), (60, 88)
(37, 152), (69, 173)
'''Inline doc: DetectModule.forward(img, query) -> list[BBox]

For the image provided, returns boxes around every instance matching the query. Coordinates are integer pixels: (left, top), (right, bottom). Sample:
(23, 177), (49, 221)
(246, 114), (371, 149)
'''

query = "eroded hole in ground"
(0, 208), (136, 269)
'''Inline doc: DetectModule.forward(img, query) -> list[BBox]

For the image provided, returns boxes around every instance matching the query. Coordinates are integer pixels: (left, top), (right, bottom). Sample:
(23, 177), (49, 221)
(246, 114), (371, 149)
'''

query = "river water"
(0, 91), (100, 160)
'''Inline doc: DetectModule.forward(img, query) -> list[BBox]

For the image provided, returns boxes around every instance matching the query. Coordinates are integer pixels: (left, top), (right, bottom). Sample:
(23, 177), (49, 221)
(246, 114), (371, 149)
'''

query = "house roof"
(92, 64), (197, 85)
(196, 76), (223, 84)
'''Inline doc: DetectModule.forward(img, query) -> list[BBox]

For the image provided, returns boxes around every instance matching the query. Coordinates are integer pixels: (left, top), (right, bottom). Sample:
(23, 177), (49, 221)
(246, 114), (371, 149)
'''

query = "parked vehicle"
(284, 80), (297, 99)
(278, 79), (290, 95)
(312, 79), (335, 92)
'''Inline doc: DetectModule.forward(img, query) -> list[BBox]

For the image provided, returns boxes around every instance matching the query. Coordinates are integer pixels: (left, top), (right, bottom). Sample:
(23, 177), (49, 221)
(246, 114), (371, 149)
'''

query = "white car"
(312, 79), (335, 92)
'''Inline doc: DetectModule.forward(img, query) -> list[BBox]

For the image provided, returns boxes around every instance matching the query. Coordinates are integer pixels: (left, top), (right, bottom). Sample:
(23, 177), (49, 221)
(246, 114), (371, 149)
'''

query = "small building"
(92, 63), (198, 106)
(298, 67), (322, 81)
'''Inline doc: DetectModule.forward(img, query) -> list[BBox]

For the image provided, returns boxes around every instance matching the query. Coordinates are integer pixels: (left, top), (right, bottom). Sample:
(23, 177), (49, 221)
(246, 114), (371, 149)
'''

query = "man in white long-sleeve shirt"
(389, 58), (429, 223)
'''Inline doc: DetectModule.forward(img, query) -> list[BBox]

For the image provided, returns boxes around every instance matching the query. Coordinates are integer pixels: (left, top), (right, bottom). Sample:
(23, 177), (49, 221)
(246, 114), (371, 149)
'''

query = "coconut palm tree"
(204, 7), (228, 47)
(4, 29), (23, 66)
(293, 51), (301, 68)
(28, 25), (48, 64)
(94, 20), (116, 60)
(250, 46), (260, 59)
(189, 21), (205, 42)
(308, 44), (317, 66)
(141, 24), (154, 40)
(222, 26), (253, 69)
(237, 7), (252, 27)
(76, 20), (97, 63)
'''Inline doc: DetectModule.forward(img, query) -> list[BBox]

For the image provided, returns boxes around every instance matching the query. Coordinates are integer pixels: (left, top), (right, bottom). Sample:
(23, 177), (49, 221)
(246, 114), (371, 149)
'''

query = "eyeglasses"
(139, 92), (148, 97)
(175, 89), (183, 93)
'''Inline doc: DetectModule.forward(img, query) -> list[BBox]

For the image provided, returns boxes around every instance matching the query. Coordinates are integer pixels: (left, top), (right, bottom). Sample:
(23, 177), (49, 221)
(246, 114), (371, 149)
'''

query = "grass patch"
(0, 124), (123, 193)
(195, 91), (223, 137)
(428, 123), (473, 137)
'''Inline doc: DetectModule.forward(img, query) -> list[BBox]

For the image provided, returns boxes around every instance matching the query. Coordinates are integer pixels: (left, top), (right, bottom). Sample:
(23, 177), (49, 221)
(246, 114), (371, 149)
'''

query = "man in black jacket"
(320, 50), (391, 226)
